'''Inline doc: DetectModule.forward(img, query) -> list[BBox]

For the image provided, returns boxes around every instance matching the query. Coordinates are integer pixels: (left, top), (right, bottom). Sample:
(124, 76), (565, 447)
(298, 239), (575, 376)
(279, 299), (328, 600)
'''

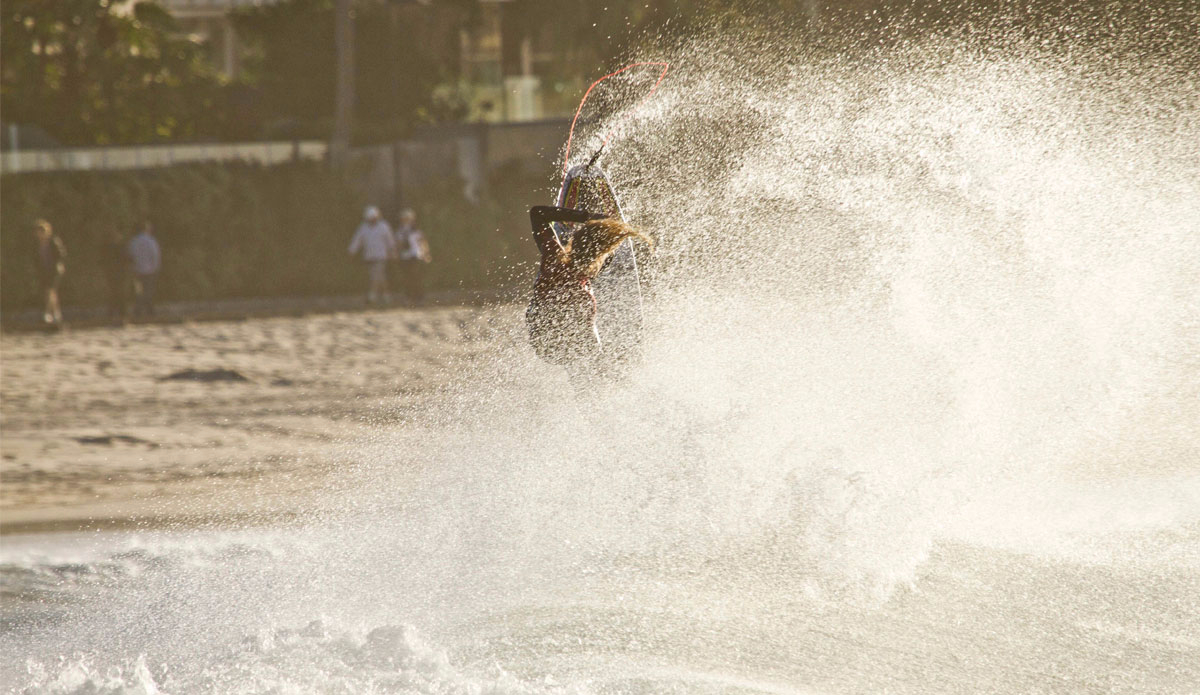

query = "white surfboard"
(554, 163), (645, 367)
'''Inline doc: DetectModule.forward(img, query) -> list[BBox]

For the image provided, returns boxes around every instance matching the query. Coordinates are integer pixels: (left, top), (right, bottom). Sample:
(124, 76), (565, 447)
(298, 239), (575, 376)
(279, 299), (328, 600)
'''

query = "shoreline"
(0, 288), (521, 334)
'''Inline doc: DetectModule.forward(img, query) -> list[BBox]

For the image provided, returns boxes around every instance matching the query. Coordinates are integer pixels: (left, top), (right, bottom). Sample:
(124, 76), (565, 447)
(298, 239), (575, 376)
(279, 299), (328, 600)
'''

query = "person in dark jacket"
(33, 220), (66, 326)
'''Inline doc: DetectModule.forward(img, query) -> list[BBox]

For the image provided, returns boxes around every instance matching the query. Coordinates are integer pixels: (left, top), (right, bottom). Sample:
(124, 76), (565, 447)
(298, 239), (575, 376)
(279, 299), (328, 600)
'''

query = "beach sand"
(0, 304), (519, 532)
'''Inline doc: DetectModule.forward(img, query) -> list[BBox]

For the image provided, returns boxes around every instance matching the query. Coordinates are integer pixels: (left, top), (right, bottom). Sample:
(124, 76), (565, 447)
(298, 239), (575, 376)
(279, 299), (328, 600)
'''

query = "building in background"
(162, 0), (555, 123)
(458, 0), (551, 122)
(160, 0), (280, 77)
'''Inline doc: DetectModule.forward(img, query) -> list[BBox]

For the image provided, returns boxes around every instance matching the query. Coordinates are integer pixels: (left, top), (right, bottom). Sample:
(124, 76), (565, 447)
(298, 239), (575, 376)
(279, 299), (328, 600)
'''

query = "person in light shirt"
(347, 206), (395, 305)
(127, 222), (162, 318)
(392, 208), (431, 302)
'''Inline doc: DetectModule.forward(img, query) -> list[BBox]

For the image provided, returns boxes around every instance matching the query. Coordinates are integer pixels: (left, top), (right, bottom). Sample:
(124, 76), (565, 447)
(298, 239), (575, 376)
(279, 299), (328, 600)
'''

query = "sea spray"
(349, 24), (1200, 602)
(5, 12), (1199, 694)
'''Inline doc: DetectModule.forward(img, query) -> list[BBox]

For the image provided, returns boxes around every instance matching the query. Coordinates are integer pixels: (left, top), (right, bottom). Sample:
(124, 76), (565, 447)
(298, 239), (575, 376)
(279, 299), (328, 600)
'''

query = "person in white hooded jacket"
(347, 206), (395, 304)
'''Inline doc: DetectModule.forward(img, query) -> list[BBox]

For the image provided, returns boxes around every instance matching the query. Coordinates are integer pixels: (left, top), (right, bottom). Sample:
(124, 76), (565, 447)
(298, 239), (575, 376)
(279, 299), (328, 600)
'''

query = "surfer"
(525, 61), (667, 379)
(525, 205), (651, 374)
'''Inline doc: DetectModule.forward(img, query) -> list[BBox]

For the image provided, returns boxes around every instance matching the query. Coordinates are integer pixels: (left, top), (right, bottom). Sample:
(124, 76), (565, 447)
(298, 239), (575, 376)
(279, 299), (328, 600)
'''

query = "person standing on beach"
(393, 208), (431, 302)
(128, 222), (162, 317)
(33, 220), (66, 326)
(100, 229), (130, 321)
(347, 205), (395, 305)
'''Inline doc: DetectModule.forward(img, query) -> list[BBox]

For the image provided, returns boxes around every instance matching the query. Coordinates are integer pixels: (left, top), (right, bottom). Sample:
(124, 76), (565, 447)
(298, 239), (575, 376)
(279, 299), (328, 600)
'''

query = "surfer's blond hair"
(559, 218), (653, 279)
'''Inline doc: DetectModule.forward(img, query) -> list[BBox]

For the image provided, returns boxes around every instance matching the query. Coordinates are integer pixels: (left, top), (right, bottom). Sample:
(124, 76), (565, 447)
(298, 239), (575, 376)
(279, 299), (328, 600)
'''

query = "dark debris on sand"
(160, 368), (250, 383)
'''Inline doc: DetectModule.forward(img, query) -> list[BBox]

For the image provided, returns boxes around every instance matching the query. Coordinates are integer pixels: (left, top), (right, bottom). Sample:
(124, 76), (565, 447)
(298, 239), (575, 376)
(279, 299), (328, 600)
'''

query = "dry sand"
(0, 304), (520, 532)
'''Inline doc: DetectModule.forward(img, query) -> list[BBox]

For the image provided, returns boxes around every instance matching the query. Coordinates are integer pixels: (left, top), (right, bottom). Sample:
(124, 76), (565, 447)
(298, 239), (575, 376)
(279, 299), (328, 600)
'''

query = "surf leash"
(563, 61), (670, 174)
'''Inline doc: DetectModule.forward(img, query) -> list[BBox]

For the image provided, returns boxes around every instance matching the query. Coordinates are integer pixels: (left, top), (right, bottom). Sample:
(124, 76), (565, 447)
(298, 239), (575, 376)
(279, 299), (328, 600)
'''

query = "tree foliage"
(1, 0), (232, 145)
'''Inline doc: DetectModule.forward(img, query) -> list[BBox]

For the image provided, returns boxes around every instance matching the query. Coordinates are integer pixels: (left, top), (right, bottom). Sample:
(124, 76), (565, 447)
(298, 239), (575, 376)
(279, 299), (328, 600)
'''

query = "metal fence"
(1, 141), (328, 175)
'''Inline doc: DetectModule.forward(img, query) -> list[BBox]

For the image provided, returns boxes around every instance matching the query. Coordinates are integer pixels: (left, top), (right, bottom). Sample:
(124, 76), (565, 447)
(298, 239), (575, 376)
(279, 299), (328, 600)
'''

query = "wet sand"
(0, 304), (519, 532)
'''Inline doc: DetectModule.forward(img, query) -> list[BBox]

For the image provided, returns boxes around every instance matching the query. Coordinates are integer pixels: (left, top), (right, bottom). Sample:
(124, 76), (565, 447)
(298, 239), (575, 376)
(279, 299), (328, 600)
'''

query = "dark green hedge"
(1, 161), (544, 312)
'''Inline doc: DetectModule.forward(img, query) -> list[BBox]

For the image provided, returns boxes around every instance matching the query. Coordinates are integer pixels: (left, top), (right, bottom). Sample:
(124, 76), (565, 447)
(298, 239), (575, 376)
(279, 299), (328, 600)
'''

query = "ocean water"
(3, 15), (1199, 695)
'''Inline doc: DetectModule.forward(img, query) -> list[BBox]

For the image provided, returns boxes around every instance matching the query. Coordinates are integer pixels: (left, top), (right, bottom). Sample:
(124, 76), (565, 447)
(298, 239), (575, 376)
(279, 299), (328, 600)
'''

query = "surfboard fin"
(587, 146), (605, 169)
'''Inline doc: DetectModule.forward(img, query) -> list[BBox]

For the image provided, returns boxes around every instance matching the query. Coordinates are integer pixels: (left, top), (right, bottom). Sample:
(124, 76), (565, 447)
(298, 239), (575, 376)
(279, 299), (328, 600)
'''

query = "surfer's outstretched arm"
(529, 206), (604, 257)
